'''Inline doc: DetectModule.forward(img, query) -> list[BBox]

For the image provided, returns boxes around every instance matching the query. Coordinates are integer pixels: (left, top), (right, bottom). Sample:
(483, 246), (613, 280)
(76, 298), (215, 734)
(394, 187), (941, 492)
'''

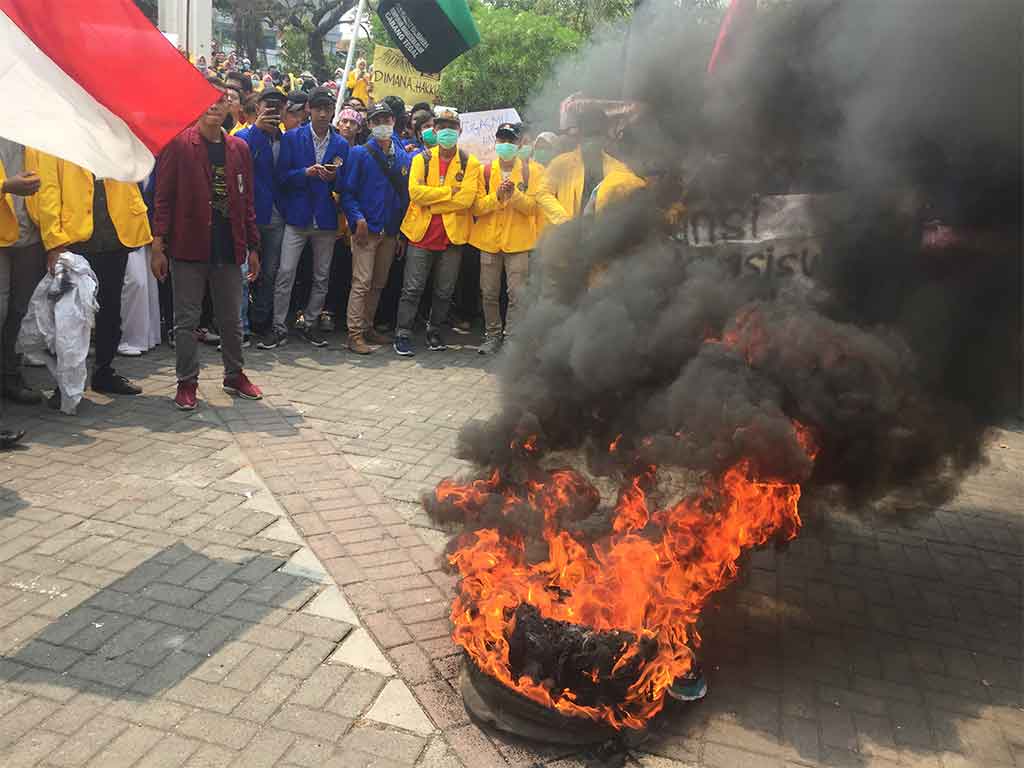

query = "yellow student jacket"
(469, 158), (548, 254)
(401, 148), (480, 246)
(536, 148), (644, 225)
(0, 157), (23, 246)
(27, 151), (152, 252)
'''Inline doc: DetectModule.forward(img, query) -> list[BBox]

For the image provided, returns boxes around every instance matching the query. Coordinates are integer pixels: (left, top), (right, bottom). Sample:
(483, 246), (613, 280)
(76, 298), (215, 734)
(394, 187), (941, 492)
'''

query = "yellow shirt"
(469, 158), (546, 254)
(400, 148), (480, 246)
(347, 70), (370, 105)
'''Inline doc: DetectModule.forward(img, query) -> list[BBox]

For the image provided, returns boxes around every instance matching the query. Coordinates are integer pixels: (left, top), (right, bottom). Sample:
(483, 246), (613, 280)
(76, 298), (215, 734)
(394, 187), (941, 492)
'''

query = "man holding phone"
(259, 87), (347, 349)
(237, 89), (287, 338)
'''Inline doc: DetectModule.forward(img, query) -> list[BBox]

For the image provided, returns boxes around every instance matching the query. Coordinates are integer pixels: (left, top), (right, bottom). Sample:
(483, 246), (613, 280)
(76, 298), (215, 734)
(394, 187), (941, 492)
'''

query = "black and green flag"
(377, 0), (480, 74)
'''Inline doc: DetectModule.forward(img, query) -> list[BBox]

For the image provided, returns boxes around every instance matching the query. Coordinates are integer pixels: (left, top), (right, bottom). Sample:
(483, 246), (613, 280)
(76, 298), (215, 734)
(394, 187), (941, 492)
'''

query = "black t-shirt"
(581, 154), (603, 212)
(77, 178), (125, 255)
(205, 137), (235, 265)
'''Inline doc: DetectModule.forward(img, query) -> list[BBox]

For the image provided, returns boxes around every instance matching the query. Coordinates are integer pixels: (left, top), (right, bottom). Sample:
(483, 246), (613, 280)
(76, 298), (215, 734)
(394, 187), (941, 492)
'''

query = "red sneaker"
(174, 379), (198, 410)
(223, 372), (262, 400)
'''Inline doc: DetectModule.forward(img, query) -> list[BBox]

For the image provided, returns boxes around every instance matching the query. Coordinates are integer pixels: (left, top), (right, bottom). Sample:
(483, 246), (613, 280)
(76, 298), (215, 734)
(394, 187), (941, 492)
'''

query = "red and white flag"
(0, 0), (219, 181)
(707, 0), (757, 76)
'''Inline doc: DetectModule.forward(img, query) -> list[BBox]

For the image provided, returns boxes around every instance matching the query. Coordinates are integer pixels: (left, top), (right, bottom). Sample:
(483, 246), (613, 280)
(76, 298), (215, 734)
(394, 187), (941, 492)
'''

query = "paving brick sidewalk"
(1, 340), (1021, 768)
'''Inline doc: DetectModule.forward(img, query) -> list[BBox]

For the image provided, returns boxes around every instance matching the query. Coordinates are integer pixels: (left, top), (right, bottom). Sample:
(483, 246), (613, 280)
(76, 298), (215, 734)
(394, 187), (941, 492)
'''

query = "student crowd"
(0, 66), (642, 442)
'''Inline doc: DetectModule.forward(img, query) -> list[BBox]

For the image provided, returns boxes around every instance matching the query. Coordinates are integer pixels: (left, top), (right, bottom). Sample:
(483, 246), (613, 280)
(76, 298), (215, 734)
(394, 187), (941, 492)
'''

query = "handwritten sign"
(456, 108), (522, 163)
(675, 194), (830, 279)
(371, 45), (441, 106)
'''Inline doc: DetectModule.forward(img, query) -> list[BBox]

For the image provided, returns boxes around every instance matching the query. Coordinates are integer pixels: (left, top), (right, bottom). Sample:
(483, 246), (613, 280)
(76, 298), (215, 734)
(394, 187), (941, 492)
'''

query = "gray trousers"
(0, 241), (46, 388)
(274, 225), (335, 333)
(395, 245), (462, 339)
(172, 259), (244, 383)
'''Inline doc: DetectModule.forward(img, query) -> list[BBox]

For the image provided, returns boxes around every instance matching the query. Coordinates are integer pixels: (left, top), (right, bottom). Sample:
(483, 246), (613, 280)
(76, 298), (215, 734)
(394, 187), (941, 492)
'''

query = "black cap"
(496, 122), (521, 141)
(308, 87), (335, 107)
(258, 89), (286, 105)
(367, 104), (394, 122)
(381, 95), (406, 117)
(285, 90), (308, 112)
(577, 108), (610, 138)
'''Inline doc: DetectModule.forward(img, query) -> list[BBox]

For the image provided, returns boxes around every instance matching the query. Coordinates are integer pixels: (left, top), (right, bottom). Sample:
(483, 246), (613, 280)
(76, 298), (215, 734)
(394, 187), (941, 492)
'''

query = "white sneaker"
(117, 344), (143, 357)
(23, 352), (48, 367)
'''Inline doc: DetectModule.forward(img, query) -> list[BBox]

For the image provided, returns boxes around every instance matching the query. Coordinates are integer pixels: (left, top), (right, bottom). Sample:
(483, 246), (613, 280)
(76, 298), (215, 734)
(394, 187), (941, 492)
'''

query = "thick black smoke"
(457, 0), (1020, 510)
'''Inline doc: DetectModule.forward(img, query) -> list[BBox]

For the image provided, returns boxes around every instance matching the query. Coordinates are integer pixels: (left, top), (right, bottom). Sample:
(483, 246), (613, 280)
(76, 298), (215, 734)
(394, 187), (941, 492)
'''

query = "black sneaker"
(92, 373), (142, 396)
(426, 329), (447, 351)
(299, 324), (328, 347)
(0, 429), (25, 449)
(393, 336), (415, 357)
(257, 330), (287, 350)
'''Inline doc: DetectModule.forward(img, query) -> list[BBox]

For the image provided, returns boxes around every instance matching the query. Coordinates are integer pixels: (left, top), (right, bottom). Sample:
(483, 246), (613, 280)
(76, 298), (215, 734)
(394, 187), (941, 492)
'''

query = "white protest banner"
(674, 194), (835, 280)
(457, 108), (521, 163)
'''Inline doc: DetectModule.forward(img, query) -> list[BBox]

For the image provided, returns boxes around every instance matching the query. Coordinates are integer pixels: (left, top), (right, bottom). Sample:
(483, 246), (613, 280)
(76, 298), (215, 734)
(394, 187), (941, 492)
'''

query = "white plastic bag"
(17, 253), (99, 414)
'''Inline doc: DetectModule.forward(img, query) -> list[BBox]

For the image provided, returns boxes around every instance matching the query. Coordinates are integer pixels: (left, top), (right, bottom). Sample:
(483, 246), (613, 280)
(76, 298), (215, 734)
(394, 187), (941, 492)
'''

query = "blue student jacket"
(235, 125), (284, 227)
(276, 124), (349, 229)
(338, 138), (412, 237)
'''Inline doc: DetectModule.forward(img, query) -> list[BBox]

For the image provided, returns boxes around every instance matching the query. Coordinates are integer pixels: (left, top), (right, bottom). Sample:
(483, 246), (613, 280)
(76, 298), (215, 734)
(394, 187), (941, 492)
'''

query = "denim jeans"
(252, 222), (284, 333)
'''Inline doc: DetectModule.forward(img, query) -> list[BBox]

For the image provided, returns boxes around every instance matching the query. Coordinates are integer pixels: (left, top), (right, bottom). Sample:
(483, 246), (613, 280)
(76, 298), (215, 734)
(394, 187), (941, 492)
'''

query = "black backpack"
(422, 147), (469, 183)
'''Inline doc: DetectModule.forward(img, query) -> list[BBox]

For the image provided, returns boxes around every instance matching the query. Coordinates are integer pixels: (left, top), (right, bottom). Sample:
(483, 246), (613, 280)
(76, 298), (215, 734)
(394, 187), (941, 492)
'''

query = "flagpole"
(335, 0), (367, 123)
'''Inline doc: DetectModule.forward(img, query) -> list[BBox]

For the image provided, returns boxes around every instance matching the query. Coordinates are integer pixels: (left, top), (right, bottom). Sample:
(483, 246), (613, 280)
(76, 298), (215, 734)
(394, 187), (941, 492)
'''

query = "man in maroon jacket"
(151, 77), (263, 410)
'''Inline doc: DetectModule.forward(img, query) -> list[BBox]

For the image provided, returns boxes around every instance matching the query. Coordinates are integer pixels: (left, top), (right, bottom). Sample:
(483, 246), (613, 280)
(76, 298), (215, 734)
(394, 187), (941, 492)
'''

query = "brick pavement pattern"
(1, 339), (1021, 768)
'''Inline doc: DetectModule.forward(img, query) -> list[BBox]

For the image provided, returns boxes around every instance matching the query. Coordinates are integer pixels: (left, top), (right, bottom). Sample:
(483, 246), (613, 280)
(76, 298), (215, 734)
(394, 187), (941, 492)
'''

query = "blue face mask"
(436, 128), (459, 149)
(516, 146), (532, 160)
(495, 142), (518, 161)
(421, 128), (437, 147)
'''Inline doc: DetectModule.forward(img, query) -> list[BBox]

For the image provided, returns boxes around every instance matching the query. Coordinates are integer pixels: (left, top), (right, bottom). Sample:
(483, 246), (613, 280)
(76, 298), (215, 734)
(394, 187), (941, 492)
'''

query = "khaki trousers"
(479, 250), (529, 338)
(347, 234), (395, 335)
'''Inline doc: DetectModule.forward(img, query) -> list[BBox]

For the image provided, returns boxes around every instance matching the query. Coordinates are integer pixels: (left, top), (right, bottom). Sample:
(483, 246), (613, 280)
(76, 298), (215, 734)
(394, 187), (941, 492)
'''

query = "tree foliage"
(484, 0), (633, 35)
(207, 0), (352, 76)
(278, 25), (314, 73)
(438, 3), (582, 112)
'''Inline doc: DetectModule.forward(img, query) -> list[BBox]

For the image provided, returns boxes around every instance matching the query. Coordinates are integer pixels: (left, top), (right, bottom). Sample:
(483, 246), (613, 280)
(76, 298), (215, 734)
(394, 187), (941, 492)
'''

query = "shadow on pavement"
(0, 543), (333, 701)
(0, 489), (29, 519)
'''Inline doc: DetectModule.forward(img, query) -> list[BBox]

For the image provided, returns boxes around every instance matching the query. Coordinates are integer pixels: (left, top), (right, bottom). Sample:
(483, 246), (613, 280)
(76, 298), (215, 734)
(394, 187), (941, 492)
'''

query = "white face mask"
(371, 124), (393, 141)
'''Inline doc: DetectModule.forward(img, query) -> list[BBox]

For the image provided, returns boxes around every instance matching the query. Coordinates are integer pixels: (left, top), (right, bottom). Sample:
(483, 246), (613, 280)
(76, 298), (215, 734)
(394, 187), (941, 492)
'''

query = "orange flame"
(439, 421), (816, 730)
